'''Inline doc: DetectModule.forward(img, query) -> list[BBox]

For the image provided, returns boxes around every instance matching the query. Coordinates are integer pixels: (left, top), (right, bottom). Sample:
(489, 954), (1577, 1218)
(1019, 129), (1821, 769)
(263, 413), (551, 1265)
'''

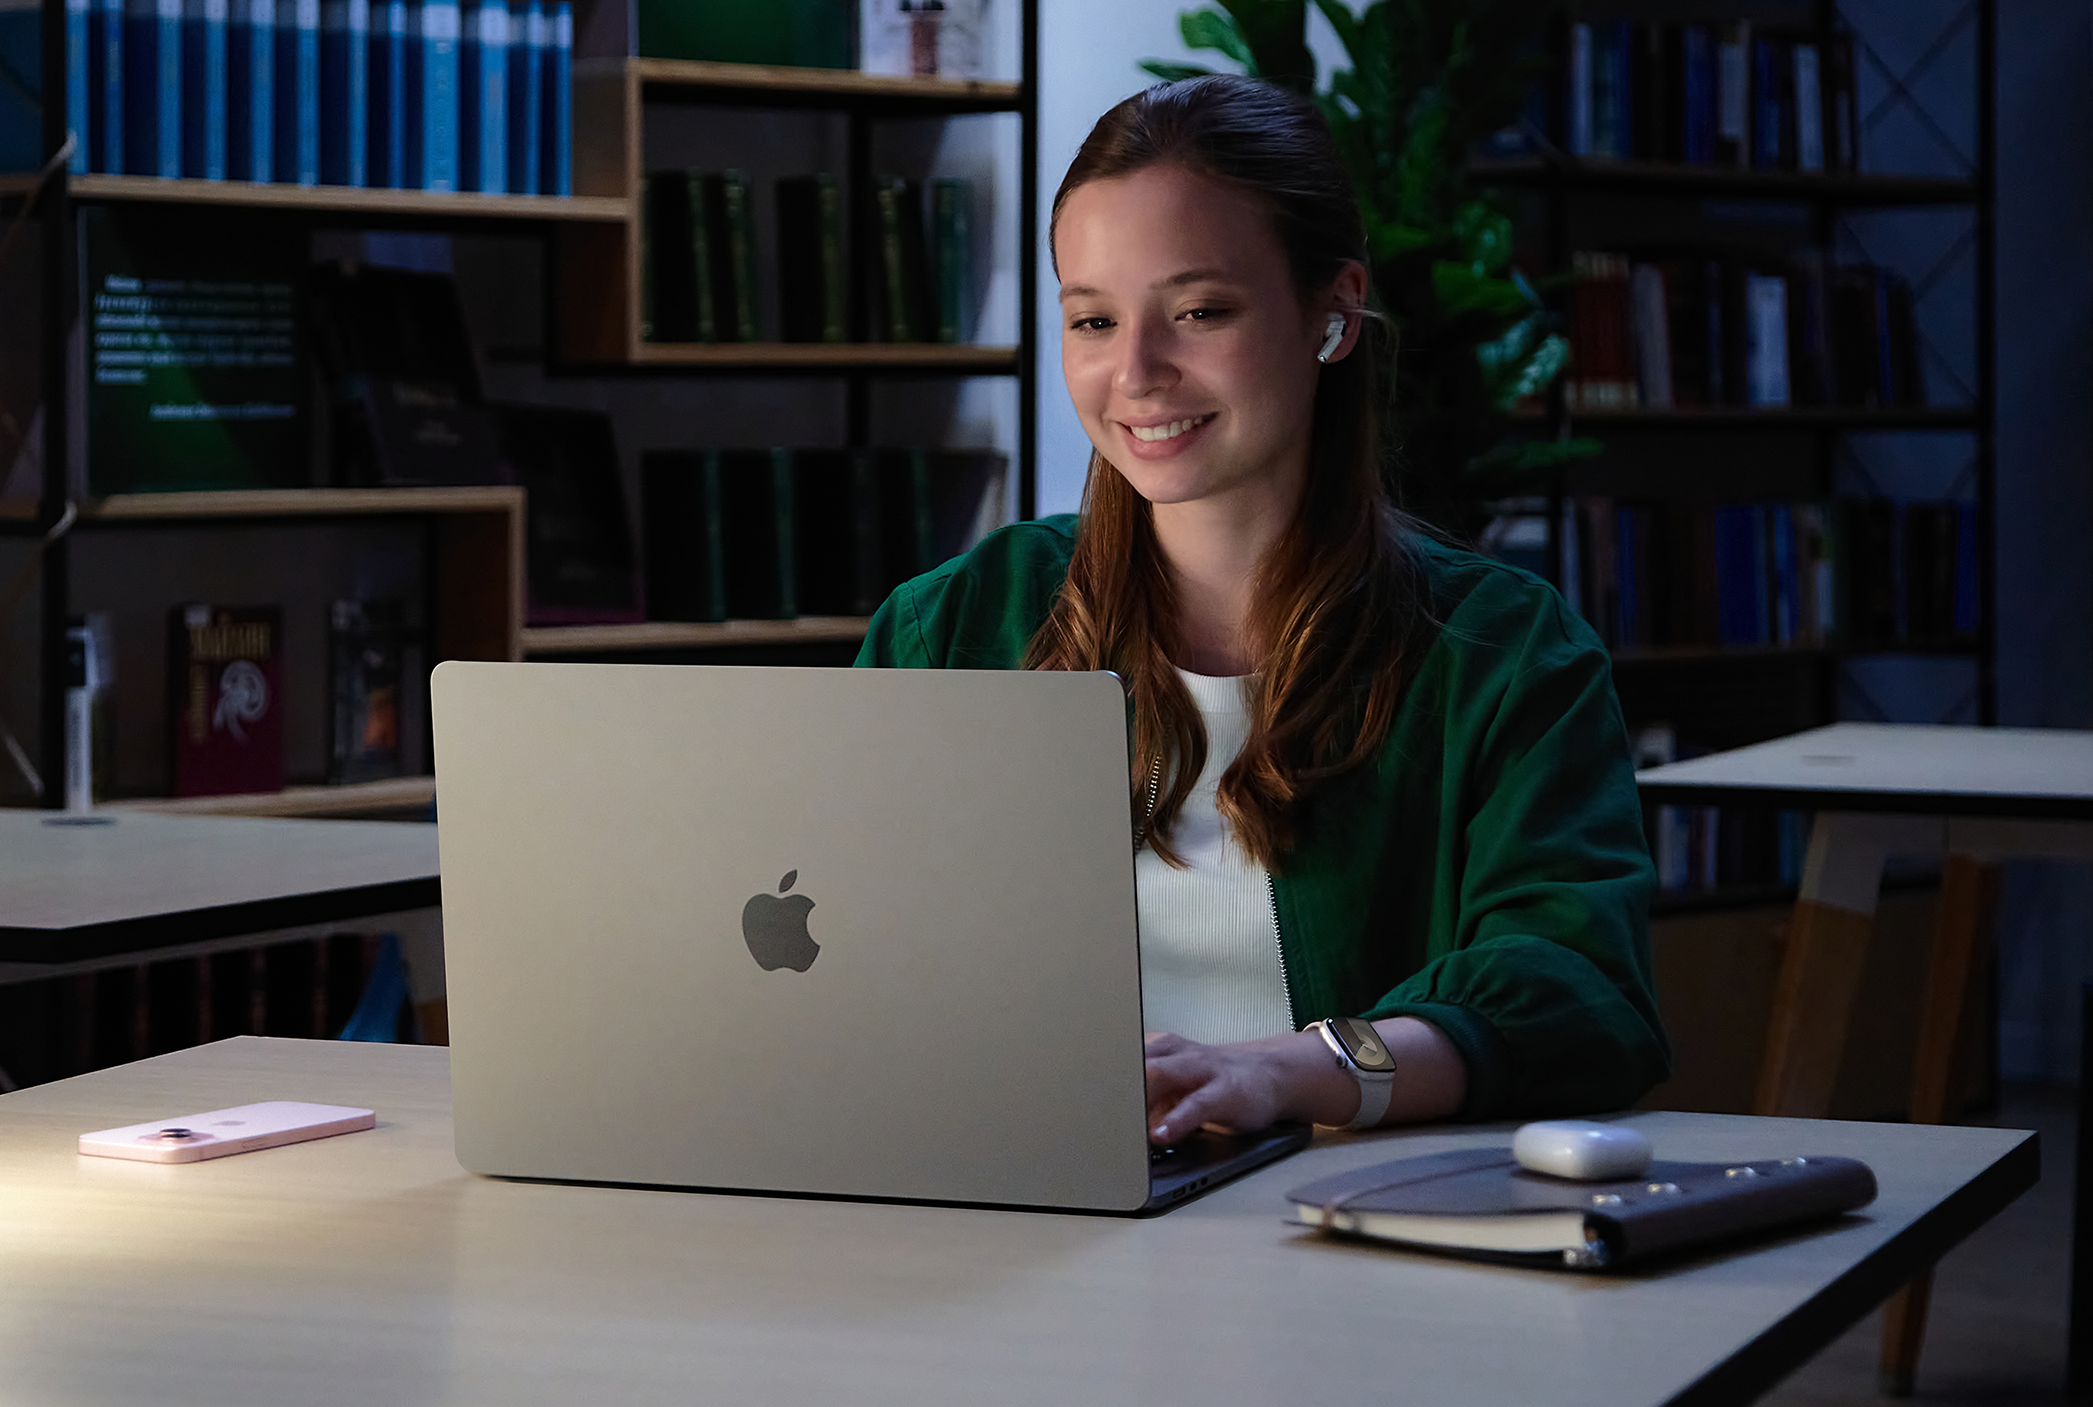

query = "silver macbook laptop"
(431, 660), (1307, 1214)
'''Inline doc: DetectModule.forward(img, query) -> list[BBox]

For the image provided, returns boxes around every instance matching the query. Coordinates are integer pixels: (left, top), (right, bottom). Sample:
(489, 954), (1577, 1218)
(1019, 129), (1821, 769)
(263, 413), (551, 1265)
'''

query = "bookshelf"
(5, 2), (1038, 811)
(1501, 2), (1996, 906)
(544, 17), (1039, 665)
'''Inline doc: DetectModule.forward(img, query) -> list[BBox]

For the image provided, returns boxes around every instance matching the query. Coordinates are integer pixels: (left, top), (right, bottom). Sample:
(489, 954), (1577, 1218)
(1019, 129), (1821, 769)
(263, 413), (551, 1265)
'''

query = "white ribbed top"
(1135, 669), (1293, 1045)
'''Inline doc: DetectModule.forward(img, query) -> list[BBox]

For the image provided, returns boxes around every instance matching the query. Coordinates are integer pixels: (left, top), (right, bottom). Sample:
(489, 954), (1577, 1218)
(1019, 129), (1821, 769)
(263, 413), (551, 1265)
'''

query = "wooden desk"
(0, 1037), (2034, 1407)
(1637, 721), (2093, 1393)
(0, 811), (440, 966)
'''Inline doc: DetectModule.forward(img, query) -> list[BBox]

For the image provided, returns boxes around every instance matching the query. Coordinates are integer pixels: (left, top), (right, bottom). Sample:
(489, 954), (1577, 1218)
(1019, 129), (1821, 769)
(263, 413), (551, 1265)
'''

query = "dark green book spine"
(725, 170), (759, 342)
(818, 174), (845, 343)
(689, 170), (716, 343)
(640, 176), (657, 342)
(876, 179), (911, 342)
(932, 178), (968, 344)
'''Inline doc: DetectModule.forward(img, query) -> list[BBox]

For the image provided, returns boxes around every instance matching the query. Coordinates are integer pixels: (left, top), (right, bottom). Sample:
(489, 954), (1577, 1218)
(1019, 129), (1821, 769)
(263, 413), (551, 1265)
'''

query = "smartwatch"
(1312, 1017), (1398, 1130)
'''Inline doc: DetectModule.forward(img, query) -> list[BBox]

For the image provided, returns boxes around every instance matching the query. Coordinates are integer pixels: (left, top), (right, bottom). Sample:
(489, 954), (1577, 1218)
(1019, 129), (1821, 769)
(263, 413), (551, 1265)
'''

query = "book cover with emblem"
(167, 604), (285, 797)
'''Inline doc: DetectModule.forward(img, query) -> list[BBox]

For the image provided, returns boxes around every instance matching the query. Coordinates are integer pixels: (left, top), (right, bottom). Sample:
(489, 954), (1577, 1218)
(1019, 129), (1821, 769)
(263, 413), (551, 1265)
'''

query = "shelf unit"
(1497, 2), (1996, 906)
(543, 32), (1038, 661)
(8, 0), (1038, 810)
(549, 51), (1036, 462)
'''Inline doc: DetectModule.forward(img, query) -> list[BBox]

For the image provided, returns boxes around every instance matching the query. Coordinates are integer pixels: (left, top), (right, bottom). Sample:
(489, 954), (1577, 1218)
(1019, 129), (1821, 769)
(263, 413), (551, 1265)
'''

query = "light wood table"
(0, 1037), (2035, 1407)
(1637, 722), (2093, 1393)
(0, 810), (439, 967)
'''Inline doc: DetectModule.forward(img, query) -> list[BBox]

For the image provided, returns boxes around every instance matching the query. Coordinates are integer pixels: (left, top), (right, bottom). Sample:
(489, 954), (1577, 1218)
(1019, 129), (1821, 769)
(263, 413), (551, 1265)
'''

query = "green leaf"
(1180, 8), (1256, 69)
(1431, 260), (1530, 318)
(1138, 60), (1218, 82)
(1451, 200), (1513, 274)
(1499, 332), (1571, 408)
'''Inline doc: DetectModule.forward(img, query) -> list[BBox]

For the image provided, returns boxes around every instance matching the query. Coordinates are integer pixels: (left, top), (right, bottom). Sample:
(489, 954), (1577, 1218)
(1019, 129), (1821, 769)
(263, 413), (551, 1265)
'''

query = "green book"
(775, 174), (847, 343)
(875, 180), (906, 342)
(723, 170), (759, 343)
(931, 178), (971, 345)
(817, 176), (846, 342)
(640, 177), (657, 343)
(717, 447), (796, 619)
(686, 170), (717, 343)
(641, 450), (727, 621)
(873, 177), (930, 343)
(641, 172), (702, 342)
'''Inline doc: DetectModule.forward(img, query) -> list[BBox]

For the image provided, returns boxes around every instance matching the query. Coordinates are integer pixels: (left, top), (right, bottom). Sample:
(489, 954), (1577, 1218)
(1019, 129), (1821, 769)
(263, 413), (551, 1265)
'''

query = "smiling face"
(1056, 163), (1347, 517)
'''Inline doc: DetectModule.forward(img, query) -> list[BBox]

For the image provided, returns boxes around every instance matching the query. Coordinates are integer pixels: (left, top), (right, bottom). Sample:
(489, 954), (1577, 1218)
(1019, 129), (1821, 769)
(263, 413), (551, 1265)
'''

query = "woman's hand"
(1143, 1017), (1469, 1145)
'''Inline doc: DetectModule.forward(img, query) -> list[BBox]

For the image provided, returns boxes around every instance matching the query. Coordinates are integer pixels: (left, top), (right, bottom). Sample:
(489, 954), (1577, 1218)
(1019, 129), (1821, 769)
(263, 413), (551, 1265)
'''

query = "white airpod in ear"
(1317, 312), (1347, 364)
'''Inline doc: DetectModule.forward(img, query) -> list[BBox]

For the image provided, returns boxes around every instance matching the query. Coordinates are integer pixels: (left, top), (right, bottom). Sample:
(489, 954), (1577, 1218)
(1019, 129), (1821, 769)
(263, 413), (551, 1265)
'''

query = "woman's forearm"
(1270, 1016), (1468, 1128)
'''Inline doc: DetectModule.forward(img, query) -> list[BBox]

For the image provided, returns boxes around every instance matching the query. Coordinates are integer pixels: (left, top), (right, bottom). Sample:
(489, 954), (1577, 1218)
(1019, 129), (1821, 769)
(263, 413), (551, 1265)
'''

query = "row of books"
(4, 0), (571, 193)
(147, 599), (414, 799)
(1634, 728), (1807, 893)
(1565, 251), (1924, 412)
(1552, 497), (1978, 654)
(643, 446), (1005, 621)
(642, 171), (974, 345)
(1563, 20), (1859, 173)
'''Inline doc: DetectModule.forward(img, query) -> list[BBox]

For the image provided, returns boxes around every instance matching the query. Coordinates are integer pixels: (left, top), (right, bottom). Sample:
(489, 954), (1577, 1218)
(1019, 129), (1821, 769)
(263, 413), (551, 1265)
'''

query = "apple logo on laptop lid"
(742, 870), (819, 972)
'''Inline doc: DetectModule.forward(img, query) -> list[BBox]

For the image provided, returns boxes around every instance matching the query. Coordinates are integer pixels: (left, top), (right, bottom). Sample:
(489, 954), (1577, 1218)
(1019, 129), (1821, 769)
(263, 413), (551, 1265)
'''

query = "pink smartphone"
(78, 1101), (376, 1164)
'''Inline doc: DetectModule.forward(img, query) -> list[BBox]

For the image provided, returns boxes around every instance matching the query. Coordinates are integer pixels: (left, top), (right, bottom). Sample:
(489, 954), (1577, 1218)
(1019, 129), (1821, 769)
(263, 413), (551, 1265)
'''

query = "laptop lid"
(432, 661), (1154, 1212)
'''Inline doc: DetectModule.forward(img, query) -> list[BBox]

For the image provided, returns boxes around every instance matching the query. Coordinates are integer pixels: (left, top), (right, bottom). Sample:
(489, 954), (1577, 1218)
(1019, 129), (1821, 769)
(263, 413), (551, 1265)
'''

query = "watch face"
(1334, 1017), (1398, 1074)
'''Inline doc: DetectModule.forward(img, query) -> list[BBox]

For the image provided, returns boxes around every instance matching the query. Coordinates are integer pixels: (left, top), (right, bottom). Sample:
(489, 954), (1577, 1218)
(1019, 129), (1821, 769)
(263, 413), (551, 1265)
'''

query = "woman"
(857, 75), (1669, 1143)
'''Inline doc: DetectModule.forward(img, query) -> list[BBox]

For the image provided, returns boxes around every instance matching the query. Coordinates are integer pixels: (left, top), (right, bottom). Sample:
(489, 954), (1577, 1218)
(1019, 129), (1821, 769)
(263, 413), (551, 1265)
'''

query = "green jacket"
(854, 515), (1671, 1119)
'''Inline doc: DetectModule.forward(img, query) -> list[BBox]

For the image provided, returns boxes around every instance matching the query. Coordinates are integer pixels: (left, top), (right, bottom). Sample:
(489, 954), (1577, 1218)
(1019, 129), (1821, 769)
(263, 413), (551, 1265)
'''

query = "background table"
(0, 1036), (2034, 1407)
(0, 809), (447, 1070)
(1637, 721), (2093, 1393)
(0, 810), (440, 965)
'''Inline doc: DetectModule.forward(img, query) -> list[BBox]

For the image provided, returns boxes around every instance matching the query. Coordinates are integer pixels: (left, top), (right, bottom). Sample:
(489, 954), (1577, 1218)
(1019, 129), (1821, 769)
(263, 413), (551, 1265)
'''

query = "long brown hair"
(1025, 75), (1428, 870)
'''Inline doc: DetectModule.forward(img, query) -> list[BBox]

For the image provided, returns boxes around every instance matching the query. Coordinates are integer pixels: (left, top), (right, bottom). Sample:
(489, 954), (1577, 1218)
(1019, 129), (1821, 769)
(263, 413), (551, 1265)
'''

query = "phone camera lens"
(155, 1128), (196, 1141)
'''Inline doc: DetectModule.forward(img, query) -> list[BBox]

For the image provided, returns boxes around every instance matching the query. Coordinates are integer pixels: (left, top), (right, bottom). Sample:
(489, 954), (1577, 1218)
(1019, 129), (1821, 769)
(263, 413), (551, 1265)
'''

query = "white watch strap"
(1347, 1070), (1394, 1130)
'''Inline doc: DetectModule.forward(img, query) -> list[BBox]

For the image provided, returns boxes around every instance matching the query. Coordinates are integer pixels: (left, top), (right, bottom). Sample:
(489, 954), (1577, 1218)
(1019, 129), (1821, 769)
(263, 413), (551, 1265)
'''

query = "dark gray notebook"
(1286, 1146), (1876, 1270)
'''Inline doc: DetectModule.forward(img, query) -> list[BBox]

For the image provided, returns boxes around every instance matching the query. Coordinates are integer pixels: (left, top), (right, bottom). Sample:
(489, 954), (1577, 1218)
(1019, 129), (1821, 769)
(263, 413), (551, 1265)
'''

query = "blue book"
(271, 0), (316, 181)
(1681, 25), (1714, 165)
(505, 0), (537, 193)
(318, 0), (365, 184)
(1953, 502), (1979, 635)
(404, 0), (457, 190)
(1770, 505), (1797, 644)
(0, 0), (47, 171)
(538, 0), (565, 193)
(180, 0), (225, 177)
(1753, 38), (1783, 169)
(365, 0), (402, 185)
(226, 0), (269, 179)
(67, 0), (91, 170)
(1713, 507), (1759, 646)
(90, 0), (121, 170)
(123, 0), (180, 176)
(456, 0), (502, 191)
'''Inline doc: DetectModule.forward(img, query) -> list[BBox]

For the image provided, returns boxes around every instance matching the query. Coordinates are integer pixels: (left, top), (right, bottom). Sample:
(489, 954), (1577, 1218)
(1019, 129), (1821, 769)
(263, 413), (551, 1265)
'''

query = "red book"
(168, 605), (285, 798)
